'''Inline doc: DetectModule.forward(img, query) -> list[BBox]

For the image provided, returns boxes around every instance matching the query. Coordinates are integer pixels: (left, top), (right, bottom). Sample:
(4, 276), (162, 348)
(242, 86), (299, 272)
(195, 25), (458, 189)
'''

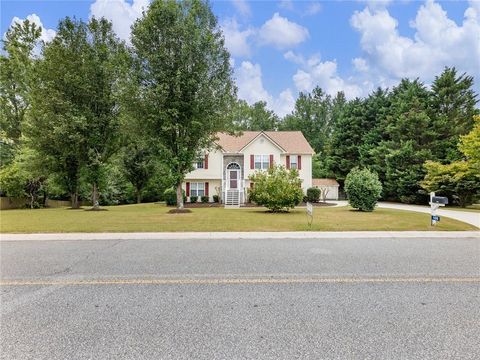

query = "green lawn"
(0, 203), (476, 233)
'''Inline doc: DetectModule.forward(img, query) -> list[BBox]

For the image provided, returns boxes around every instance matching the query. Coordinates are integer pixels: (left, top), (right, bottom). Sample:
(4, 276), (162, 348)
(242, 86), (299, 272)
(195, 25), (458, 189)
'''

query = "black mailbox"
(432, 196), (448, 205)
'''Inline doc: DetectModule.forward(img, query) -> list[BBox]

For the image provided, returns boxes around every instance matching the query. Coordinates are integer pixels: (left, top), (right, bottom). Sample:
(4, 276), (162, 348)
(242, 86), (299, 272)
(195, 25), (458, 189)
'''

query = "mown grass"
(0, 203), (475, 233)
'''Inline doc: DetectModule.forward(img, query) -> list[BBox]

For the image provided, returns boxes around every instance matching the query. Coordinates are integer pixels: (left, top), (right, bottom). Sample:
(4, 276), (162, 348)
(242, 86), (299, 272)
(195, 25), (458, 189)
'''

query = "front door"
(229, 170), (238, 189)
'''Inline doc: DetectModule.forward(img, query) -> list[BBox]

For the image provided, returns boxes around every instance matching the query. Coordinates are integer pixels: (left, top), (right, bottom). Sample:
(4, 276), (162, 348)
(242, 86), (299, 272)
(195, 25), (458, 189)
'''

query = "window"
(195, 159), (204, 169)
(290, 155), (297, 169)
(190, 182), (205, 197)
(254, 155), (269, 170)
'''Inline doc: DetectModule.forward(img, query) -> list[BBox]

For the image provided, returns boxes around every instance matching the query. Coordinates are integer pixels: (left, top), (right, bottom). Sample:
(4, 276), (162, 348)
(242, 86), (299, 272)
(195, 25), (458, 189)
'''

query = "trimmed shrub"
(306, 187), (320, 202)
(344, 167), (382, 211)
(164, 188), (186, 206)
(190, 196), (198, 203)
(201, 196), (209, 203)
(213, 194), (219, 203)
(249, 165), (303, 212)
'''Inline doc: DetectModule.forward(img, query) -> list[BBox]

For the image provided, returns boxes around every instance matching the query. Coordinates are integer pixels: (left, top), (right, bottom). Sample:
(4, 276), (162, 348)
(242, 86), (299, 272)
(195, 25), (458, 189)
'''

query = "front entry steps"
(224, 189), (240, 208)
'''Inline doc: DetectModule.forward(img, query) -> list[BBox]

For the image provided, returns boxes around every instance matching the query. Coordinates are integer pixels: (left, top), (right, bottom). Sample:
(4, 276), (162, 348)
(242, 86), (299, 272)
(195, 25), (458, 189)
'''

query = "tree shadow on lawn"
(241, 208), (303, 214)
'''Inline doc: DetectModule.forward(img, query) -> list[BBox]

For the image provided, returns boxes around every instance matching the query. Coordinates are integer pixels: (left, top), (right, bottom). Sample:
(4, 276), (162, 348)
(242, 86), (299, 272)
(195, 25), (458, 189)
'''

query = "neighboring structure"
(182, 131), (314, 207)
(312, 178), (340, 200)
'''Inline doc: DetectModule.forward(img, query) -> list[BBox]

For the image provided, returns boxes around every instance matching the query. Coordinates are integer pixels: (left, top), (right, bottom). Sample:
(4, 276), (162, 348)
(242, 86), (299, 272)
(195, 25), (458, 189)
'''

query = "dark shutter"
(286, 155), (290, 169)
(250, 154), (254, 169)
(186, 182), (190, 197)
(298, 155), (302, 170)
(269, 154), (274, 168)
(204, 154), (208, 169)
(205, 182), (209, 196)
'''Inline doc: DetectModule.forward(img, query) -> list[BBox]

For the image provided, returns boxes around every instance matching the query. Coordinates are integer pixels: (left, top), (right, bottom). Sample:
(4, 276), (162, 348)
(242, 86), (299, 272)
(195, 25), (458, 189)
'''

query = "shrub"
(164, 188), (186, 206)
(249, 165), (303, 212)
(190, 196), (198, 203)
(201, 195), (209, 203)
(306, 187), (320, 202)
(163, 188), (176, 206)
(213, 194), (219, 203)
(344, 167), (382, 211)
(421, 160), (480, 207)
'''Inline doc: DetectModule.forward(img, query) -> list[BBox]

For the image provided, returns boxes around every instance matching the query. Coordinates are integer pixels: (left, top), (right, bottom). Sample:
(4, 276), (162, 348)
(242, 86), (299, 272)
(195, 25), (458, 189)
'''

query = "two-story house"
(182, 131), (314, 207)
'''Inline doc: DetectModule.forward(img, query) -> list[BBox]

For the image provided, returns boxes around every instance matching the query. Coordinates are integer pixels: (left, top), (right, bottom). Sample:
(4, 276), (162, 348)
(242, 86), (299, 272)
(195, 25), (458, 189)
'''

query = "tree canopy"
(128, 0), (235, 209)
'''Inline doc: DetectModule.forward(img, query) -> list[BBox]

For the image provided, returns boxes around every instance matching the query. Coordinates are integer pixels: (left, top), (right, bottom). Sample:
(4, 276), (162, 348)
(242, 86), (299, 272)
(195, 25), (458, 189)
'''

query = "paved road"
(330, 201), (480, 228)
(1, 236), (479, 359)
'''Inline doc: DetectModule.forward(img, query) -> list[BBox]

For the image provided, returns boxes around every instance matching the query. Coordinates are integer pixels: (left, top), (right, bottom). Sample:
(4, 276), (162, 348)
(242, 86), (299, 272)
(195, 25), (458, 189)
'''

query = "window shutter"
(250, 154), (254, 169)
(205, 182), (209, 196)
(186, 182), (190, 197)
(298, 155), (302, 170)
(286, 155), (290, 169)
(269, 154), (274, 168)
(204, 154), (208, 169)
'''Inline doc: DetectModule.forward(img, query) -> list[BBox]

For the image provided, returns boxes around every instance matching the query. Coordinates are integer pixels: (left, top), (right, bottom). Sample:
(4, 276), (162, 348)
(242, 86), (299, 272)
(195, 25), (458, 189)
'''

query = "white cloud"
(9, 14), (56, 44)
(235, 61), (294, 117)
(304, 2), (322, 16)
(258, 13), (309, 49)
(236, 61), (272, 104)
(272, 89), (296, 117)
(359, 0), (393, 11)
(350, 0), (480, 84)
(90, 0), (148, 42)
(221, 18), (255, 58)
(232, 0), (251, 18)
(352, 57), (369, 72)
(278, 0), (294, 11)
(286, 52), (367, 99)
(283, 50), (305, 65)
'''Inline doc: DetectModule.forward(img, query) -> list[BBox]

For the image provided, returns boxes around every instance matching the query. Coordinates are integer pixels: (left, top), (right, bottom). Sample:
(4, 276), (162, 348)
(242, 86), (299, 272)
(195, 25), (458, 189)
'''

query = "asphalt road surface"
(1, 236), (479, 360)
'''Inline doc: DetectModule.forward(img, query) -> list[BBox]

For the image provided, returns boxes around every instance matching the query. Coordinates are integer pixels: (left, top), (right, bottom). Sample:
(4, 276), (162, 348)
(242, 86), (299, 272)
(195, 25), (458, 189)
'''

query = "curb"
(1, 231), (478, 241)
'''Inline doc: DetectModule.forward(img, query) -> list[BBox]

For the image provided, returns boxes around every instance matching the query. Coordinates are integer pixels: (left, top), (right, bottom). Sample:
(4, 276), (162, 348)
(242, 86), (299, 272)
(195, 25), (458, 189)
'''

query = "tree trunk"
(70, 192), (80, 209)
(42, 190), (48, 208)
(136, 188), (141, 204)
(92, 183), (100, 210)
(176, 181), (184, 209)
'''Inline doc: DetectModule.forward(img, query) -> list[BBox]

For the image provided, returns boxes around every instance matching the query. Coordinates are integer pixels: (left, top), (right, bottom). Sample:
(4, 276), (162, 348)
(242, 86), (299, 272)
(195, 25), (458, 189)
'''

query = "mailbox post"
(306, 202), (313, 228)
(429, 192), (448, 226)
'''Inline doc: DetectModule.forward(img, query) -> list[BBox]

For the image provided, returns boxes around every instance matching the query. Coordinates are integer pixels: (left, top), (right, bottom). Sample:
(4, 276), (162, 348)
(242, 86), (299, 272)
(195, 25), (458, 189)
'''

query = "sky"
(1, 0), (479, 116)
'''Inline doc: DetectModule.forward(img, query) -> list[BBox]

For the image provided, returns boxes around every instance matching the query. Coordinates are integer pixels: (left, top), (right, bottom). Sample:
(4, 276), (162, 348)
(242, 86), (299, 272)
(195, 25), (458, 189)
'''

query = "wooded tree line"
(233, 71), (479, 205)
(1, 0), (479, 209)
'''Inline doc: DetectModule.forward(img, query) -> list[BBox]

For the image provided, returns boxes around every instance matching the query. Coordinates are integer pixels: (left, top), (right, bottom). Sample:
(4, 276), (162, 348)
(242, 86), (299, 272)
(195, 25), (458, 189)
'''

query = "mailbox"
(431, 196), (448, 205)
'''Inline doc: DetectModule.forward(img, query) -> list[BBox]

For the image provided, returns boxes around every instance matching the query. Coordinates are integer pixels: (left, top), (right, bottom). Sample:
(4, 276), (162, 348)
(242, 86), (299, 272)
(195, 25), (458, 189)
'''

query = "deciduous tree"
(26, 17), (126, 209)
(129, 0), (235, 209)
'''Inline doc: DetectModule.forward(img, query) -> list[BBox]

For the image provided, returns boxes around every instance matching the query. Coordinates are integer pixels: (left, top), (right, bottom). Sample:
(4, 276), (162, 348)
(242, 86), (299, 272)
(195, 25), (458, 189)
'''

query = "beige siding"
(182, 179), (222, 202)
(242, 134), (283, 179)
(184, 133), (314, 200)
(277, 154), (312, 192)
(185, 149), (223, 180)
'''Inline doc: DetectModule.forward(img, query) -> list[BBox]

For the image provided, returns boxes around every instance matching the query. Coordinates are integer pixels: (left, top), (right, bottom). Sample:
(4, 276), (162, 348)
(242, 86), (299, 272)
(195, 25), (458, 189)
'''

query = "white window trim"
(254, 155), (269, 170)
(194, 159), (205, 169)
(190, 182), (205, 197)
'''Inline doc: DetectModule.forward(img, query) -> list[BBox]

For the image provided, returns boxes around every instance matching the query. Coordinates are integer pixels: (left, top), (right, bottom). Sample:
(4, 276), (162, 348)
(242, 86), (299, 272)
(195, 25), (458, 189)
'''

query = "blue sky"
(2, 0), (479, 116)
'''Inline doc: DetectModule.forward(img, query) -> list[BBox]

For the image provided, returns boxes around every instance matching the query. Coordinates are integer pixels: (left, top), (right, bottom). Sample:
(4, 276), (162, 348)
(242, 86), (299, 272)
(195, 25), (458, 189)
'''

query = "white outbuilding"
(312, 178), (340, 200)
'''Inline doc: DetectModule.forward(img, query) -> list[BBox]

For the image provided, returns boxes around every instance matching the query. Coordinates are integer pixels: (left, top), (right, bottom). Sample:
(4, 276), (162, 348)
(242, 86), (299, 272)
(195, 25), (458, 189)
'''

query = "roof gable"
(238, 132), (286, 152)
(313, 178), (339, 186)
(215, 131), (314, 154)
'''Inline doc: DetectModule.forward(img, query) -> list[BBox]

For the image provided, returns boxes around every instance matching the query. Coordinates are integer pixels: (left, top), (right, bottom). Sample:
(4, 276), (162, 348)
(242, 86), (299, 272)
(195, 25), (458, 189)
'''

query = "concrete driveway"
(331, 201), (480, 228)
